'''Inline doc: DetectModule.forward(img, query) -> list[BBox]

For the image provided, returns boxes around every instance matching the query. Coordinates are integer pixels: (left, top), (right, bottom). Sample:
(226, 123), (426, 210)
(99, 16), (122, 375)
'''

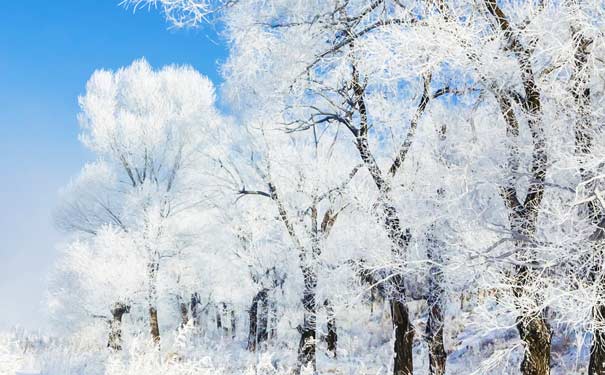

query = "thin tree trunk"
(248, 289), (268, 351)
(231, 308), (237, 339)
(297, 266), (317, 372)
(426, 121), (449, 375)
(147, 261), (161, 344)
(248, 296), (258, 352)
(324, 299), (337, 357)
(426, 264), (446, 375)
(177, 296), (189, 328)
(218, 302), (229, 335)
(191, 293), (201, 326)
(108, 303), (130, 350)
(216, 304), (222, 331)
(149, 306), (160, 344)
(258, 297), (269, 344)
(269, 299), (278, 339)
(589, 243), (605, 375)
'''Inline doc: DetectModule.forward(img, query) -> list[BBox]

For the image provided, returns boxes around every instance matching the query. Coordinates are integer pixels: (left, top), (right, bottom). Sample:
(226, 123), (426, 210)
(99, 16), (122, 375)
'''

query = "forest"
(2, 1), (605, 374)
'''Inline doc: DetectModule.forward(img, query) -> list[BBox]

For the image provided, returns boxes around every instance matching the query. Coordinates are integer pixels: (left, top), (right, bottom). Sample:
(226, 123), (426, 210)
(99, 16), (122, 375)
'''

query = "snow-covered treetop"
(78, 58), (219, 189)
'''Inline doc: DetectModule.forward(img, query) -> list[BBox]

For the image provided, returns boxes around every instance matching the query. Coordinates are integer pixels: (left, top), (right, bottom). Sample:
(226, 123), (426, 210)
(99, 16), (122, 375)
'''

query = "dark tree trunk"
(178, 296), (189, 328)
(218, 302), (229, 335)
(297, 266), (317, 373)
(191, 293), (201, 326)
(269, 300), (278, 339)
(147, 261), (161, 344)
(426, 297), (446, 375)
(258, 297), (269, 343)
(231, 309), (236, 339)
(390, 279), (414, 375)
(588, 238), (605, 375)
(383, 207), (414, 375)
(590, 304), (605, 375)
(248, 299), (258, 352)
(324, 299), (337, 357)
(108, 303), (130, 351)
(517, 315), (551, 375)
(216, 304), (222, 330)
(248, 289), (268, 351)
(149, 306), (160, 344)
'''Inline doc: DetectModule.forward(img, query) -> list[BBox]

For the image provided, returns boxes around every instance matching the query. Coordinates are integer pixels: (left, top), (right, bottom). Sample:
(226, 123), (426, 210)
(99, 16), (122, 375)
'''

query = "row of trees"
(51, 1), (605, 374)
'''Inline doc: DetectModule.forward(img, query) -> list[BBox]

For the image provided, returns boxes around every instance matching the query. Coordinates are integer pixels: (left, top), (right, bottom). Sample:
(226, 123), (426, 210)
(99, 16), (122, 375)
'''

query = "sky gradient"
(0, 0), (226, 331)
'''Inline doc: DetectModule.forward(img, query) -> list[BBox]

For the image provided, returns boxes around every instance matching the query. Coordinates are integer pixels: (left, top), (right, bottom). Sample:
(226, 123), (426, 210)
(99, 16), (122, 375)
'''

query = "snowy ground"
(0, 298), (593, 375)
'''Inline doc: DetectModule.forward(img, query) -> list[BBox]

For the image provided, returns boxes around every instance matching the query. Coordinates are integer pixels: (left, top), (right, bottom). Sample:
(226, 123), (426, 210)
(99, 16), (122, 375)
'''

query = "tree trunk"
(258, 297), (269, 344)
(426, 228), (446, 375)
(383, 207), (414, 375)
(248, 297), (258, 352)
(216, 304), (222, 330)
(590, 304), (605, 374)
(149, 306), (160, 344)
(248, 289), (269, 351)
(391, 287), (414, 375)
(269, 299), (278, 339)
(148, 261), (161, 344)
(297, 267), (317, 372)
(426, 297), (446, 375)
(178, 296), (189, 328)
(108, 303), (130, 351)
(217, 302), (230, 335)
(517, 315), (551, 375)
(191, 293), (201, 326)
(324, 299), (337, 357)
(231, 308), (237, 339)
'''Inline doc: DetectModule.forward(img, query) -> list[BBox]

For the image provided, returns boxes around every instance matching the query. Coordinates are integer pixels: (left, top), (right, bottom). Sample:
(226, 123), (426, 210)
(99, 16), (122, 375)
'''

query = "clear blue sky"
(0, 0), (227, 331)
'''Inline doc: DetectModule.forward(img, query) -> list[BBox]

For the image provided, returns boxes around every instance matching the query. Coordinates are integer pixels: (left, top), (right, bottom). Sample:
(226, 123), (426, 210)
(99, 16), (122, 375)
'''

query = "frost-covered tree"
(214, 115), (362, 370)
(55, 58), (224, 345)
(49, 226), (146, 350)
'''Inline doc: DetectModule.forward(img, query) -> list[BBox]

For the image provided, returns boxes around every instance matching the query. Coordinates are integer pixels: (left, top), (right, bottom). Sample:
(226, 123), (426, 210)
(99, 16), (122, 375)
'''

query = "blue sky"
(0, 0), (227, 330)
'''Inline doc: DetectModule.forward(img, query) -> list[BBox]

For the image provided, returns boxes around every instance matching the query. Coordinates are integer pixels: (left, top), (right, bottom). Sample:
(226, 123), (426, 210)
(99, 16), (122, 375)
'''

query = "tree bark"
(149, 305), (160, 344)
(426, 226), (446, 375)
(517, 315), (551, 375)
(324, 299), (337, 357)
(248, 289), (269, 351)
(391, 286), (414, 375)
(178, 296), (189, 328)
(147, 261), (161, 344)
(297, 266), (317, 372)
(258, 297), (269, 344)
(231, 308), (237, 339)
(426, 269), (446, 375)
(590, 304), (605, 374)
(216, 304), (222, 330)
(191, 293), (201, 326)
(248, 297), (258, 352)
(269, 299), (278, 340)
(108, 302), (130, 351)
